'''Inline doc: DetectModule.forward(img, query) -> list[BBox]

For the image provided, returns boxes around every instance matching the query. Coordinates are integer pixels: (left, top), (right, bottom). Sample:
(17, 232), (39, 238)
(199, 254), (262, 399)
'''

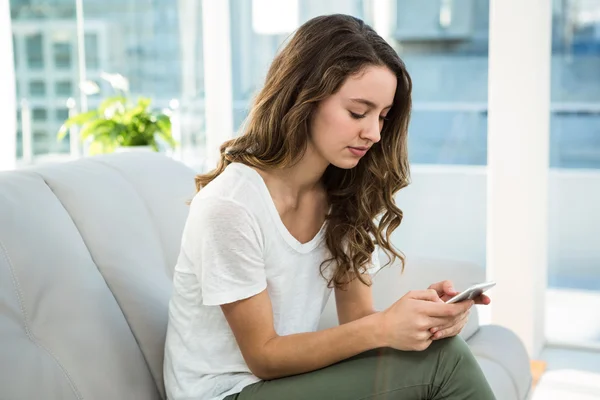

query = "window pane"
(11, 0), (76, 159)
(25, 33), (43, 69)
(12, 34), (18, 67)
(545, 0), (600, 348)
(396, 0), (489, 166)
(32, 130), (49, 155)
(32, 108), (47, 121)
(29, 80), (46, 97)
(55, 81), (73, 96)
(549, 2), (600, 169)
(81, 0), (205, 162)
(56, 108), (69, 122)
(53, 40), (72, 69)
(85, 33), (99, 70)
(16, 130), (22, 159)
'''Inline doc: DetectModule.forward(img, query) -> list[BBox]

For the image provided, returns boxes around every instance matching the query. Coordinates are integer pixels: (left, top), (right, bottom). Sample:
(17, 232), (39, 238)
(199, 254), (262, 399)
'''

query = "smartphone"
(445, 281), (496, 304)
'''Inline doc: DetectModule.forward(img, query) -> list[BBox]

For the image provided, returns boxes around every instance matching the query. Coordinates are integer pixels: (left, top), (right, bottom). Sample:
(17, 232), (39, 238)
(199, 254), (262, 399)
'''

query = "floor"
(532, 346), (600, 399)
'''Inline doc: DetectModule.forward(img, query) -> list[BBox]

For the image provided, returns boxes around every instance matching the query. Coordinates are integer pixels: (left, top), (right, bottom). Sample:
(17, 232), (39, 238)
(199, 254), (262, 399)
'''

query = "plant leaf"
(57, 124), (70, 141)
(99, 96), (127, 116)
(63, 110), (99, 127)
(80, 119), (115, 140)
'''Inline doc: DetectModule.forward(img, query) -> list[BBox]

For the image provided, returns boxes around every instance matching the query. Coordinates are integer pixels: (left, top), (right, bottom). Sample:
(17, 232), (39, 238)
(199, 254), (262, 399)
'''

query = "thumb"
(443, 281), (458, 295)
(407, 289), (444, 303)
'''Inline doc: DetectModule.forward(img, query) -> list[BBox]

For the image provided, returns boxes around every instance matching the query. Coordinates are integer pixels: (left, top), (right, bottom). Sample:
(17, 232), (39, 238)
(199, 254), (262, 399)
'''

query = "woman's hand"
(428, 280), (492, 305)
(379, 290), (473, 352)
(428, 301), (473, 340)
(426, 280), (491, 340)
(427, 280), (459, 302)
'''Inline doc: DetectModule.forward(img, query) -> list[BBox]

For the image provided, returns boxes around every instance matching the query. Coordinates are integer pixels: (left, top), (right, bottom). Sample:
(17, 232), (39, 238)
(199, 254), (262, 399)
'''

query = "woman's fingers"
(474, 294), (491, 305)
(431, 311), (470, 340)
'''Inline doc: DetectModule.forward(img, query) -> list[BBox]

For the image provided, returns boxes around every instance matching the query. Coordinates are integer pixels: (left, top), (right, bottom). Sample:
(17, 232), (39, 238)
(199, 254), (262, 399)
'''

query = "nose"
(361, 116), (381, 144)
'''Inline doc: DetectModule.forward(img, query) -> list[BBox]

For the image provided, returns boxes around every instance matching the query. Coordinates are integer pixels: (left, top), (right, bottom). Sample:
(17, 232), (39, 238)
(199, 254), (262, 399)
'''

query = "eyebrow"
(349, 98), (393, 110)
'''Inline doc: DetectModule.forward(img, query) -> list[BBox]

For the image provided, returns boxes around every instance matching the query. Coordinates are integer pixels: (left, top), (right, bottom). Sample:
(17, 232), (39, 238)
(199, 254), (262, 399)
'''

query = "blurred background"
(3, 0), (600, 396)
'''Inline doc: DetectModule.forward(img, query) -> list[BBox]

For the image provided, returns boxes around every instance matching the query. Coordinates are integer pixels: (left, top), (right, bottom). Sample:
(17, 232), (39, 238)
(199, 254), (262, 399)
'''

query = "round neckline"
(230, 163), (327, 254)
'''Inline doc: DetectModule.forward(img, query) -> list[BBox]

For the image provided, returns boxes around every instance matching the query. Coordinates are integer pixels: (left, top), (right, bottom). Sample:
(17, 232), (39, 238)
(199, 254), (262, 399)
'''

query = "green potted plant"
(58, 73), (177, 155)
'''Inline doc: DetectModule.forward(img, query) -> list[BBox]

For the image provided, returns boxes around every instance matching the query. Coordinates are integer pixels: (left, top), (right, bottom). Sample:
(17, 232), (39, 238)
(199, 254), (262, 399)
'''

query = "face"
(309, 65), (397, 169)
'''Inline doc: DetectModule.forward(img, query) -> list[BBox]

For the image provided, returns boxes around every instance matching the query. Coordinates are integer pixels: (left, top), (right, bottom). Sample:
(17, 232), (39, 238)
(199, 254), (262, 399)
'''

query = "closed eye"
(350, 111), (390, 121)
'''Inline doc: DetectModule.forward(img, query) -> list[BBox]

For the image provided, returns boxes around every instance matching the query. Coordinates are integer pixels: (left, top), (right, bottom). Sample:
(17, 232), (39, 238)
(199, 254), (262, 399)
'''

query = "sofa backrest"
(0, 153), (196, 400)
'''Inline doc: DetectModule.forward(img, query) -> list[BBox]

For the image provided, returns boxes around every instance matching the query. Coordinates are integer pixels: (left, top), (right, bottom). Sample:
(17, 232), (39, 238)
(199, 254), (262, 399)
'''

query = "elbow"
(246, 337), (279, 381)
(250, 366), (275, 381)
(248, 359), (278, 381)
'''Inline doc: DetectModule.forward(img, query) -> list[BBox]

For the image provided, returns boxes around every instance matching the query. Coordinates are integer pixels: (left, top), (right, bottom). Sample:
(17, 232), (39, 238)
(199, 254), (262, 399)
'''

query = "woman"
(164, 14), (495, 400)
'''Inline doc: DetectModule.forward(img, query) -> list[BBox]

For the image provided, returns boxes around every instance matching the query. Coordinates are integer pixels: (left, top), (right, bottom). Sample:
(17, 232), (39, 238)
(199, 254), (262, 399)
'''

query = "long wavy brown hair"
(195, 14), (412, 289)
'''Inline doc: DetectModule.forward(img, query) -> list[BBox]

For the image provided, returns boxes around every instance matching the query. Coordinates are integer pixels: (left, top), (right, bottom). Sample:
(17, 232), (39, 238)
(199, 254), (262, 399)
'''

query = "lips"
(348, 146), (369, 157)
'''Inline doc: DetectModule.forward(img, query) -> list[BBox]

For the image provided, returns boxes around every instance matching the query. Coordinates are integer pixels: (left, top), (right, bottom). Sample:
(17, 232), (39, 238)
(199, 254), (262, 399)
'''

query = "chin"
(330, 158), (361, 170)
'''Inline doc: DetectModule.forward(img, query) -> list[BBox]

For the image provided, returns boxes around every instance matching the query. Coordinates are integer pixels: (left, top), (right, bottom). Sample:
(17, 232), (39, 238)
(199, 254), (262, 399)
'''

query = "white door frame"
(487, 0), (552, 358)
(201, 0), (234, 170)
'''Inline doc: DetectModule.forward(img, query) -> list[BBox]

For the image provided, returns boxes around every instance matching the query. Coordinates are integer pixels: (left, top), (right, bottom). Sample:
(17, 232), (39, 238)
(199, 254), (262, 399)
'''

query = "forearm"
(259, 312), (385, 380)
(338, 307), (378, 325)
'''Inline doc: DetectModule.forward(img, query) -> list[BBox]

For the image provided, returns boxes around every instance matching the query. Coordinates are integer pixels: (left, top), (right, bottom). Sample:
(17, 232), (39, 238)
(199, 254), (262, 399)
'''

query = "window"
(56, 108), (69, 122)
(32, 108), (47, 121)
(81, 0), (205, 164)
(53, 41), (72, 69)
(11, 0), (77, 159)
(33, 130), (48, 140)
(545, 0), (600, 348)
(16, 130), (23, 159)
(55, 81), (73, 96)
(25, 33), (43, 69)
(29, 80), (46, 97)
(230, 0), (368, 131)
(32, 130), (49, 155)
(85, 33), (99, 70)
(12, 34), (17, 67)
(549, 2), (600, 169)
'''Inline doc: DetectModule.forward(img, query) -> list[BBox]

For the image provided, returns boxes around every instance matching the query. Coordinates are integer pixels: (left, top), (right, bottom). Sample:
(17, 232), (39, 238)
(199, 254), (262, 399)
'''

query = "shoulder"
(189, 164), (267, 228)
(189, 193), (258, 231)
(193, 163), (263, 209)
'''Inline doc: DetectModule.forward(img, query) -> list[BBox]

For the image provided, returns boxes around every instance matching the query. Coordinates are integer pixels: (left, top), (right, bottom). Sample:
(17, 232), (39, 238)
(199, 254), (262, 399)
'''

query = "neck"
(269, 144), (329, 197)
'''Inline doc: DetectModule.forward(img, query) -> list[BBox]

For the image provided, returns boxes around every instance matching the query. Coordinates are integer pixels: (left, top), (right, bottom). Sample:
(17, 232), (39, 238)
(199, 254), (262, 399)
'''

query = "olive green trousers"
(225, 336), (496, 400)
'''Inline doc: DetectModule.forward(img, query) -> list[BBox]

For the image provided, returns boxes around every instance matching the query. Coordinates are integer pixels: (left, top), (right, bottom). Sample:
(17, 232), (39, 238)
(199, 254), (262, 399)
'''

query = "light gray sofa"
(0, 153), (532, 399)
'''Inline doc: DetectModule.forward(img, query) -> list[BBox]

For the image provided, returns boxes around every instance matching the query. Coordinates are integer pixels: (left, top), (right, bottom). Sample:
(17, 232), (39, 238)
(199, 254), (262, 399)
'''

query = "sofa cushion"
(32, 154), (196, 398)
(0, 171), (160, 400)
(88, 153), (196, 277)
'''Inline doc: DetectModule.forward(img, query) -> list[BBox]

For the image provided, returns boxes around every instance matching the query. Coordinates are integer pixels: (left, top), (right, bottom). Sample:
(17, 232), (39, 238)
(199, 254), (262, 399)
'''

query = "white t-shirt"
(164, 162), (337, 400)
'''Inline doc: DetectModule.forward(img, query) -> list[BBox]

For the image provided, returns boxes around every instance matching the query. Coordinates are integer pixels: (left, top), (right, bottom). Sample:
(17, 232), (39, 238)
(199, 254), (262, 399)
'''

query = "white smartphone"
(445, 281), (496, 304)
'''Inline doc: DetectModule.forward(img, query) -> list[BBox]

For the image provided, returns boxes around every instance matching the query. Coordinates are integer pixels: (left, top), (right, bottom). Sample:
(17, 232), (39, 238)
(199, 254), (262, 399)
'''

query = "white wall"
(393, 165), (600, 286)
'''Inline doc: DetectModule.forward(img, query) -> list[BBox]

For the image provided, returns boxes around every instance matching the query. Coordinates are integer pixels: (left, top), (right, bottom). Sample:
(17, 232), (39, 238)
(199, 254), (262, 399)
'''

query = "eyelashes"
(349, 111), (389, 121)
(349, 111), (365, 119)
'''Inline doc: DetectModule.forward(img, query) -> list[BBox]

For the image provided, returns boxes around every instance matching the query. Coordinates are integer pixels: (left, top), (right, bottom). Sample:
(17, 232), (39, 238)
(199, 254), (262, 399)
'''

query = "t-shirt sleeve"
(190, 197), (267, 306)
